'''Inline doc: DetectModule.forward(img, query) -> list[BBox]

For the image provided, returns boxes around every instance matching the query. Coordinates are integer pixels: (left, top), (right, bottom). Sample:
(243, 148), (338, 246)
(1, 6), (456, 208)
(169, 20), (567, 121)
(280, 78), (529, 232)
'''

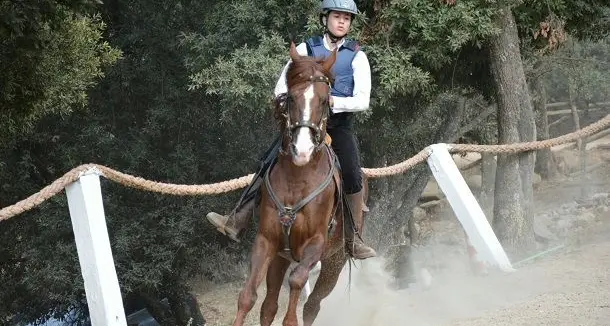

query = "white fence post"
(65, 168), (127, 326)
(427, 144), (514, 272)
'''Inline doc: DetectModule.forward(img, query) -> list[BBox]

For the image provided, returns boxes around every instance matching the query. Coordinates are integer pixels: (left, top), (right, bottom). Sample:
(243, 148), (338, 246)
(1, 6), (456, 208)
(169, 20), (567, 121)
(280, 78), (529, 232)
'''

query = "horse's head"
(275, 42), (336, 166)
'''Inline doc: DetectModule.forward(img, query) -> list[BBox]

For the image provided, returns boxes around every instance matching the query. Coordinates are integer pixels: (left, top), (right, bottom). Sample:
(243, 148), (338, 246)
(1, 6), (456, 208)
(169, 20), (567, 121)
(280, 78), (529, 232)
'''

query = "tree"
(488, 3), (537, 254)
(2, 0), (609, 324)
(0, 0), (121, 142)
(489, 0), (610, 254)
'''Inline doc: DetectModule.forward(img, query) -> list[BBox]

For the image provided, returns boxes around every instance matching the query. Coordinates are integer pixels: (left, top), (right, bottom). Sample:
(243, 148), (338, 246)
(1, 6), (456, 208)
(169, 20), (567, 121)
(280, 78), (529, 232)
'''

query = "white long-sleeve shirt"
(273, 35), (371, 114)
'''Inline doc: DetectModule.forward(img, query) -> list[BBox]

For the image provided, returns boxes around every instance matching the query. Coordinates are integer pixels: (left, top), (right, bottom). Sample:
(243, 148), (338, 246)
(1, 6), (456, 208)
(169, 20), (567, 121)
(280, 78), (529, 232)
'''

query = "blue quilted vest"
(305, 36), (359, 97)
(305, 36), (360, 128)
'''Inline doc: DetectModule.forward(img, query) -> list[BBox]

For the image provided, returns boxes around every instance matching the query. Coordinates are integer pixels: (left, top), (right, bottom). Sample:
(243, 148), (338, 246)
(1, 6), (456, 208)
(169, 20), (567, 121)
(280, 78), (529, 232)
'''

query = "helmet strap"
(326, 29), (343, 43)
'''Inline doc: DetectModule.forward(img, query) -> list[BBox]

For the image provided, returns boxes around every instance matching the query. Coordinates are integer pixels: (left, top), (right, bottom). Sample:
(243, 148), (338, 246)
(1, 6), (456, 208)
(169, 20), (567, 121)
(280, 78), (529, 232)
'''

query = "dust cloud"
(308, 235), (610, 326)
(197, 147), (610, 326)
(309, 254), (512, 325)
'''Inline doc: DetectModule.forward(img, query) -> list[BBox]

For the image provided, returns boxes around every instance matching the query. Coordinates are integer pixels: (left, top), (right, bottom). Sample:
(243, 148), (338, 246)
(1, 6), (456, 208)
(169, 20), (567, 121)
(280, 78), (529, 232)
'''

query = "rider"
(206, 0), (376, 260)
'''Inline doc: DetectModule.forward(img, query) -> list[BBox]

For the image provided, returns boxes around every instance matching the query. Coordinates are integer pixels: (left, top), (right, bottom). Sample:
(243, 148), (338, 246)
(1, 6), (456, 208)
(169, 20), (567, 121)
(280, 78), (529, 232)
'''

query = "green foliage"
(515, 0), (610, 43)
(1, 0), (610, 324)
(381, 0), (499, 68)
(181, 0), (319, 122)
(360, 0), (499, 114)
(366, 44), (433, 108)
(544, 38), (610, 103)
(0, 1), (121, 141)
(186, 33), (289, 121)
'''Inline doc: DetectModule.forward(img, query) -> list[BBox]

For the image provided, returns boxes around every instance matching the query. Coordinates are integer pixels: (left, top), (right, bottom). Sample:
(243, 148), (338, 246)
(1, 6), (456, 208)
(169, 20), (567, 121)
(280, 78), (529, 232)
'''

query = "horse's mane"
(272, 55), (334, 129)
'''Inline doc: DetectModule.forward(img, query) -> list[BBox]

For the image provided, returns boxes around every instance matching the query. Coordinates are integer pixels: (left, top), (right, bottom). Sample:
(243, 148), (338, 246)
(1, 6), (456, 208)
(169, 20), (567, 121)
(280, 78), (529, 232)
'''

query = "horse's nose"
(290, 130), (314, 166)
(291, 142), (312, 156)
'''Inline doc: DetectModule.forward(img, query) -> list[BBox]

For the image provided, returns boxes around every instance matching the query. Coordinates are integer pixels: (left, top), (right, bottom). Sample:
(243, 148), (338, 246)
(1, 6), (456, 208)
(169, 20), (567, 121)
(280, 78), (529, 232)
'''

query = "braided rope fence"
(1, 114), (609, 223)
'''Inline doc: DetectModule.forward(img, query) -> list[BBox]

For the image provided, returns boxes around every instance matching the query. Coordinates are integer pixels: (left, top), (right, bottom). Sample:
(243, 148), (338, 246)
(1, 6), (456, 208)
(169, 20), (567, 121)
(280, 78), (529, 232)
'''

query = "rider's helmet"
(319, 0), (359, 41)
(320, 0), (359, 16)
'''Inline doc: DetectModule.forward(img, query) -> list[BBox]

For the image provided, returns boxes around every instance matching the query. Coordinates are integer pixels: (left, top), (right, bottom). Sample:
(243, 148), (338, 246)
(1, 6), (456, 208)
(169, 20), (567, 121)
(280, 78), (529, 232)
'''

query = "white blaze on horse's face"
(292, 85), (316, 166)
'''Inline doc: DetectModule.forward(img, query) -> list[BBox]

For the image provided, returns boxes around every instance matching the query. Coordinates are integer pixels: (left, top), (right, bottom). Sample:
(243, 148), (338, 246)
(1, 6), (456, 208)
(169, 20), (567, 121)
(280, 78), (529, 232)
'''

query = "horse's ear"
(289, 41), (300, 61)
(322, 48), (337, 73)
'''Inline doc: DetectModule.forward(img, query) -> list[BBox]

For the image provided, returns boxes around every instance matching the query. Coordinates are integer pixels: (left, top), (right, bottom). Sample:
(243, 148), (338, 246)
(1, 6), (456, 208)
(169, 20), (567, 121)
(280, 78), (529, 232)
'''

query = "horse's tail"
(333, 150), (357, 302)
(347, 256), (354, 303)
(341, 191), (357, 302)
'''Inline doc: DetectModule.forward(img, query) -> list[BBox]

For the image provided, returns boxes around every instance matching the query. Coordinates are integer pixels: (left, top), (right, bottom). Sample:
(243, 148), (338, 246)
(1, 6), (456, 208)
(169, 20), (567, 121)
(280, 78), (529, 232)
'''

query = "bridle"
(279, 75), (332, 155)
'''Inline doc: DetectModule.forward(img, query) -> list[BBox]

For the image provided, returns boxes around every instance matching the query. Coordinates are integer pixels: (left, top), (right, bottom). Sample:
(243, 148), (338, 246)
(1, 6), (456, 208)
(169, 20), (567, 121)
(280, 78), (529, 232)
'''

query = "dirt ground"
(193, 146), (610, 326)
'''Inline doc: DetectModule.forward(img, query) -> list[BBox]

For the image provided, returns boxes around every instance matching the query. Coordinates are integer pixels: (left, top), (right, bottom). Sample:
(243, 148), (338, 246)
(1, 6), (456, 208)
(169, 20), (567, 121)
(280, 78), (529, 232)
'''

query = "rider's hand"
(327, 96), (335, 117)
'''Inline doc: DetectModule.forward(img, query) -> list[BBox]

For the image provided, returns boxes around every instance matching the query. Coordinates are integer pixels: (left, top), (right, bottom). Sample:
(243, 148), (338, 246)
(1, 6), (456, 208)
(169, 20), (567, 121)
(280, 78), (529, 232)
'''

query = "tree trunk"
(488, 6), (536, 256)
(569, 83), (583, 150)
(388, 94), (467, 287)
(389, 167), (430, 289)
(479, 153), (496, 224)
(568, 84), (590, 197)
(532, 64), (558, 179)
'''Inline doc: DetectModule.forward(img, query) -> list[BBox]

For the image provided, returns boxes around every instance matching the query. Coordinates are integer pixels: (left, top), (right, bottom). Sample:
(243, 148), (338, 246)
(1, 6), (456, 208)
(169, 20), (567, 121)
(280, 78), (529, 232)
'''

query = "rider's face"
(326, 11), (352, 38)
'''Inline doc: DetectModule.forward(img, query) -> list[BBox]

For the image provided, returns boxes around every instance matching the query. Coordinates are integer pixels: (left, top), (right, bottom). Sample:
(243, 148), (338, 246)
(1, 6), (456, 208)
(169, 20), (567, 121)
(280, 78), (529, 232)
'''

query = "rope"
(0, 164), (254, 222)
(95, 165), (255, 196)
(361, 148), (431, 178)
(1, 114), (609, 222)
(0, 165), (91, 222)
(447, 114), (610, 154)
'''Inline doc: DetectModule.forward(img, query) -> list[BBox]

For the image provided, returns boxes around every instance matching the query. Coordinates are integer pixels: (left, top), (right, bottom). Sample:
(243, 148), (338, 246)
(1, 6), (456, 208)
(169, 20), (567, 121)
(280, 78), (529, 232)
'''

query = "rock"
(412, 206), (428, 222)
(555, 149), (605, 174)
(555, 219), (571, 231)
(591, 192), (609, 201)
(452, 152), (482, 169)
(560, 202), (578, 213)
(421, 180), (444, 201)
(464, 174), (482, 191)
(533, 173), (542, 185)
(534, 214), (558, 241)
(576, 211), (597, 223)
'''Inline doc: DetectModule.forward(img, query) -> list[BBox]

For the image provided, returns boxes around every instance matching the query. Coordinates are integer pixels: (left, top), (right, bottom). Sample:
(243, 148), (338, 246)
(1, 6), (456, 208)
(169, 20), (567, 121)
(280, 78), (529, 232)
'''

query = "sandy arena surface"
(195, 147), (610, 326)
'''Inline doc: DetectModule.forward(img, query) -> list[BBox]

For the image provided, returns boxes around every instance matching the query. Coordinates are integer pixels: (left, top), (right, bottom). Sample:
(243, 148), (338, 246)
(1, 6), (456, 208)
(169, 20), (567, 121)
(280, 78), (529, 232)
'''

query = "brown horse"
(231, 42), (352, 326)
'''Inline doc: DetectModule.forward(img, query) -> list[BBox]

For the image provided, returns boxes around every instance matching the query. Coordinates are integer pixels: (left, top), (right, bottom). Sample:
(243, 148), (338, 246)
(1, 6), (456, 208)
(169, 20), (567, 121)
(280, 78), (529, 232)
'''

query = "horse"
(231, 42), (353, 326)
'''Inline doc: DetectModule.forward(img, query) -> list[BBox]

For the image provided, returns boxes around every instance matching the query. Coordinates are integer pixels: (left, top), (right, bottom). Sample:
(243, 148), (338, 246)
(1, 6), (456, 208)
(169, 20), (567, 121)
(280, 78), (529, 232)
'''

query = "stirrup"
(205, 212), (241, 242)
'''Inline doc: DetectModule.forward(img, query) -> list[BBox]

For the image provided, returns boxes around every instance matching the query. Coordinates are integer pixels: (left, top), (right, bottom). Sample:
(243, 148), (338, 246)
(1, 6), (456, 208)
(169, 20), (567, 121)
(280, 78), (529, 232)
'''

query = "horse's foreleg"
(282, 236), (325, 326)
(260, 256), (290, 326)
(303, 253), (348, 326)
(233, 234), (276, 326)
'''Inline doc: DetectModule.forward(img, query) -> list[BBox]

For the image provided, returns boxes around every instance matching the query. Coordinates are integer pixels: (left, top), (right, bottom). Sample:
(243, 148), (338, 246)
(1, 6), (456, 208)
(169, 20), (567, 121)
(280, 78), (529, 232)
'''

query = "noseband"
(279, 75), (331, 153)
